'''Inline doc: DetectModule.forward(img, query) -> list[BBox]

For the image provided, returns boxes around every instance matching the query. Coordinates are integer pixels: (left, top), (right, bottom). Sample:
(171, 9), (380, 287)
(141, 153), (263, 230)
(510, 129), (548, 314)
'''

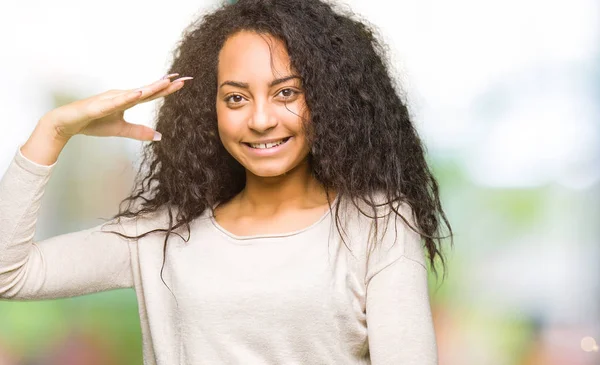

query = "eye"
(224, 94), (246, 105)
(277, 88), (299, 100)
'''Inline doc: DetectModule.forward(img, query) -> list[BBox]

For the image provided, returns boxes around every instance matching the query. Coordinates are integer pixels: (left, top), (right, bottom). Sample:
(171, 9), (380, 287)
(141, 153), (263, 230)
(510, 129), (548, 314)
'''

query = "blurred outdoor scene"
(0, 0), (598, 364)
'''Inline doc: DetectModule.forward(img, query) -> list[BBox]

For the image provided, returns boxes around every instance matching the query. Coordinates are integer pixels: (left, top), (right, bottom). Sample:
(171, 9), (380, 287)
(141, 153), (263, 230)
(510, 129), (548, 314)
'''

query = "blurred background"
(0, 0), (598, 364)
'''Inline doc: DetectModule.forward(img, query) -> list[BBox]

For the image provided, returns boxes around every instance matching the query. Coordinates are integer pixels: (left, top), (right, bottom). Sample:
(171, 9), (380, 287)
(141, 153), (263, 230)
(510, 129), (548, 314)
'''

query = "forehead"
(217, 31), (294, 81)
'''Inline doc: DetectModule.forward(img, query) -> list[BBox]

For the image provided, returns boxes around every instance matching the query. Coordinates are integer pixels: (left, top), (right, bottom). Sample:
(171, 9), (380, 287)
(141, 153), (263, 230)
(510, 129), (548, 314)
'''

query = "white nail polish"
(161, 73), (180, 80)
(153, 131), (162, 141)
(173, 76), (194, 82)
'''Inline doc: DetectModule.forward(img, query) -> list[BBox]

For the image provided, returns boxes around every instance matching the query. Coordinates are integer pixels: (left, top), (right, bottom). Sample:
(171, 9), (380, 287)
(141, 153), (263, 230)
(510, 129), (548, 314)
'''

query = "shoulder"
(335, 192), (426, 282)
(336, 191), (418, 236)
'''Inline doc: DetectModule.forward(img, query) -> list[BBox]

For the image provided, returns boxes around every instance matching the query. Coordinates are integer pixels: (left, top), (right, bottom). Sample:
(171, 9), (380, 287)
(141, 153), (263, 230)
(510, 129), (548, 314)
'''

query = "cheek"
(217, 123), (237, 153)
(279, 101), (309, 133)
(217, 107), (244, 142)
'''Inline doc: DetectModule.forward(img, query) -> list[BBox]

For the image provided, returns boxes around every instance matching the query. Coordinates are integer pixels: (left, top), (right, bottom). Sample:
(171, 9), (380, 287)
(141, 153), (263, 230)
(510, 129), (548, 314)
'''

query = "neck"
(239, 159), (333, 215)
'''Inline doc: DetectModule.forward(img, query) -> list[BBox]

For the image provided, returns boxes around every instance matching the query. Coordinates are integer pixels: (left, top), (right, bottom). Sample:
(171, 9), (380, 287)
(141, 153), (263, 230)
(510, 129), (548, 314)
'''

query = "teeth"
(249, 138), (287, 149)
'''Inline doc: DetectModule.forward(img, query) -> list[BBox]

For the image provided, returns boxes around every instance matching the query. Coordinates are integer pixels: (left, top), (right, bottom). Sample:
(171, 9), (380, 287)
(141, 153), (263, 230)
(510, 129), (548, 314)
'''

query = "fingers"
(90, 74), (192, 118)
(115, 75), (192, 107)
(134, 78), (172, 99)
(118, 121), (159, 142)
(88, 89), (144, 119)
(137, 75), (193, 104)
(138, 79), (187, 104)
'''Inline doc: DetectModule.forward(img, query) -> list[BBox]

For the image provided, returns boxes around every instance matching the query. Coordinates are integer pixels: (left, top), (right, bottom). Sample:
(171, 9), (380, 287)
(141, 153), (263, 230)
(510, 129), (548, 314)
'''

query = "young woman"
(0, 0), (452, 363)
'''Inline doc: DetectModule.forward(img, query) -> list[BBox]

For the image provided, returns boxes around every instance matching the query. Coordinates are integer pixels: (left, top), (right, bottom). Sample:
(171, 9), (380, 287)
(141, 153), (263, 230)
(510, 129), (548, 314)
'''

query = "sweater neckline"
(209, 195), (339, 241)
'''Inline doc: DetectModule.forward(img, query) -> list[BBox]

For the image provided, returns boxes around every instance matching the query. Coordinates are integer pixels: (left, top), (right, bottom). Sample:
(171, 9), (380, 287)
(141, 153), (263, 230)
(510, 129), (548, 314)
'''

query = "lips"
(244, 137), (291, 149)
(241, 136), (293, 156)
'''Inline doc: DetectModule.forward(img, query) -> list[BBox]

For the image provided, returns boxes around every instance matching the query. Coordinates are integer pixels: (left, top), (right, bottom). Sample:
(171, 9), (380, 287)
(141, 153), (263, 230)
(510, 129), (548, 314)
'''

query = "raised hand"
(45, 73), (192, 142)
(20, 74), (192, 166)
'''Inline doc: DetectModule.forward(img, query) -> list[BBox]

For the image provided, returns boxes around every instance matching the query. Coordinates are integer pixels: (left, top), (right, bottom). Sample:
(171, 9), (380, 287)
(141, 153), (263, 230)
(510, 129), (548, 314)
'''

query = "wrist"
(37, 114), (72, 143)
(20, 118), (70, 166)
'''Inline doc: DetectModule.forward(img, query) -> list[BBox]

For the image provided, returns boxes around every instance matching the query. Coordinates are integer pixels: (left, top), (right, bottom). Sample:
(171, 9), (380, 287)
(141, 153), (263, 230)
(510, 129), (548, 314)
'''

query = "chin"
(246, 164), (292, 178)
(226, 144), (311, 178)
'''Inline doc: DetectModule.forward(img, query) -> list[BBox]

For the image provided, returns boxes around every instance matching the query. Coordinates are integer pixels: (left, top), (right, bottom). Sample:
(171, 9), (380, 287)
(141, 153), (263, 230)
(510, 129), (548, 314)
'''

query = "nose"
(247, 99), (278, 133)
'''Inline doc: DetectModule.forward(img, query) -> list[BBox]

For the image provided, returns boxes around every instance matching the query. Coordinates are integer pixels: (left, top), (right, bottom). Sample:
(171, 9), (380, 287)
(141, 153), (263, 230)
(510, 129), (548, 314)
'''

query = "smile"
(244, 137), (291, 149)
(242, 137), (292, 156)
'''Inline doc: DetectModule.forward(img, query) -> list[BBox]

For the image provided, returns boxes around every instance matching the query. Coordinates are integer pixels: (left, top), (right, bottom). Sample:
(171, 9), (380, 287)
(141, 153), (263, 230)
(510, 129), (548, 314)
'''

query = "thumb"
(120, 122), (162, 141)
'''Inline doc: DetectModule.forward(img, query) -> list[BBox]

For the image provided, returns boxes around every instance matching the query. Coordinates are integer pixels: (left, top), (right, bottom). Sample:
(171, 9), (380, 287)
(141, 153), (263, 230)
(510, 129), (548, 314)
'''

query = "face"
(216, 31), (310, 178)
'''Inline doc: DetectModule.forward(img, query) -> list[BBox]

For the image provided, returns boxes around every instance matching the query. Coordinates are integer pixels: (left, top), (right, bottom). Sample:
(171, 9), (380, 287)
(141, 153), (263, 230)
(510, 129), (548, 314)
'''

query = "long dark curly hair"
(104, 0), (453, 290)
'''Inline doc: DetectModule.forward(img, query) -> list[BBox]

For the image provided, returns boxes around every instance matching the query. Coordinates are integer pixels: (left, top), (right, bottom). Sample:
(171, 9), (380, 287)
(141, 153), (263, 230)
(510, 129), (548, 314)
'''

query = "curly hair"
(104, 0), (453, 291)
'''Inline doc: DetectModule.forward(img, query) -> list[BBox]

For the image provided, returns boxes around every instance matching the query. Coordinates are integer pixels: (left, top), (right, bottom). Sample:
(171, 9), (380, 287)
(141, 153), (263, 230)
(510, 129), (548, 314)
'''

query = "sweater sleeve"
(365, 204), (438, 364)
(0, 145), (134, 300)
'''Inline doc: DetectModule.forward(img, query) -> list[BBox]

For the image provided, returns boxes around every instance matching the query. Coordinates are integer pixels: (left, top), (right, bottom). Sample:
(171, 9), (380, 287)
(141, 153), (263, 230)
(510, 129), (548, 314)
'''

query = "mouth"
(243, 137), (291, 150)
(241, 137), (293, 157)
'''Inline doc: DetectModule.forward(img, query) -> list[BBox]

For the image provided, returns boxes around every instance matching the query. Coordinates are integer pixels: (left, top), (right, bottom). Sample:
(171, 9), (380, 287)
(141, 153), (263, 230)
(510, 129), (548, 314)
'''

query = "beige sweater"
(0, 145), (438, 364)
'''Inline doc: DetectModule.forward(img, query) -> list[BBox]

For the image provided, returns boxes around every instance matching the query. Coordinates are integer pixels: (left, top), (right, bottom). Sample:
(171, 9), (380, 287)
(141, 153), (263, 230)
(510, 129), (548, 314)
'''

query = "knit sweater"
(0, 145), (438, 364)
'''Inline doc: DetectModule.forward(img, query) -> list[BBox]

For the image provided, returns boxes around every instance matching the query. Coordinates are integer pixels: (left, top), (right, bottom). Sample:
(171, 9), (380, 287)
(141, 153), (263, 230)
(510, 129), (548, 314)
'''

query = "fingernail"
(161, 73), (179, 80)
(153, 131), (162, 141)
(173, 76), (193, 82)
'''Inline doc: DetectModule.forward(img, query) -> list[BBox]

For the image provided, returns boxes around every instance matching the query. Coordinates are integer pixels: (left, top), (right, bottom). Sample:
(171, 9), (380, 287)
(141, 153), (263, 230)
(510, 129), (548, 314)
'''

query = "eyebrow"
(219, 75), (301, 90)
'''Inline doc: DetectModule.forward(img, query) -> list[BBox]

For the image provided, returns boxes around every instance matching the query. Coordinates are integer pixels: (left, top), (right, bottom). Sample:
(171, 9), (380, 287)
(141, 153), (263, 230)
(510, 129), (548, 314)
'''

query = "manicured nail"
(161, 73), (179, 80)
(173, 76), (193, 82)
(153, 131), (162, 141)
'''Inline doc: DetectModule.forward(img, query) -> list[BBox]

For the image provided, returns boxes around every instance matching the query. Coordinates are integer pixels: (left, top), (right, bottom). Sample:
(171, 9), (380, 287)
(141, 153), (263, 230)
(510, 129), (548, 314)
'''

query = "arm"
(365, 206), (438, 364)
(366, 257), (438, 364)
(0, 143), (134, 300)
(1, 76), (189, 299)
